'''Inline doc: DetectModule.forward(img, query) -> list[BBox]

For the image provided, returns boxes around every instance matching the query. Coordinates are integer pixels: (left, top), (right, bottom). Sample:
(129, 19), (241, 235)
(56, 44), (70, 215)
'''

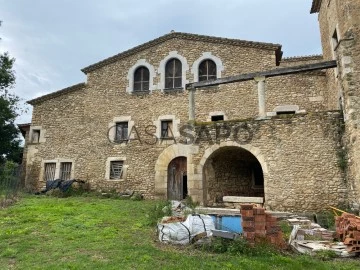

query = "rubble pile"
(336, 213), (360, 253)
(241, 204), (284, 246)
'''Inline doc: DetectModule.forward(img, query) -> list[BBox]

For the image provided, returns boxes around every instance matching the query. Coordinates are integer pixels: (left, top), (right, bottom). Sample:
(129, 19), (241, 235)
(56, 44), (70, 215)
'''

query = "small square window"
(32, 130), (41, 143)
(60, 162), (72, 180)
(161, 120), (173, 138)
(115, 122), (129, 142)
(110, 161), (123, 180)
(211, 115), (224, 122)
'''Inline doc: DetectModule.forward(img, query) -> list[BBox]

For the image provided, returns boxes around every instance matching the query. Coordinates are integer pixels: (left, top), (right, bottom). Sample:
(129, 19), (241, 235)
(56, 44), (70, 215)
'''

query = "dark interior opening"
(182, 175), (188, 199)
(253, 163), (264, 187)
(211, 115), (224, 121)
(276, 111), (296, 115)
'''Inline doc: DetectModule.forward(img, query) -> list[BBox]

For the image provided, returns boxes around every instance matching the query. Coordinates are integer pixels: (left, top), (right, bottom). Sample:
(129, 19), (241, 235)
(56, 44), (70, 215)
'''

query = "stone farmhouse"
(19, 0), (360, 212)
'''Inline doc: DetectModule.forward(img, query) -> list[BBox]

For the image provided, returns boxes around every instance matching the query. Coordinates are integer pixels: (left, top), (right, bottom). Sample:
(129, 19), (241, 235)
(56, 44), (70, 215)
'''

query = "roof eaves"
(310, 0), (322, 14)
(27, 82), (86, 105)
(282, 54), (323, 62)
(81, 32), (282, 74)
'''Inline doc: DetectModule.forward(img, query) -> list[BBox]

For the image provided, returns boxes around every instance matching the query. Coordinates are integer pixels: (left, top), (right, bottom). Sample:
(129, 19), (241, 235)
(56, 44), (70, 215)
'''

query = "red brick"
(244, 232), (255, 240)
(242, 216), (255, 222)
(241, 204), (254, 210)
(255, 215), (266, 222)
(254, 207), (265, 215)
(243, 227), (255, 232)
(242, 221), (255, 228)
(241, 210), (254, 217)
(255, 223), (266, 230)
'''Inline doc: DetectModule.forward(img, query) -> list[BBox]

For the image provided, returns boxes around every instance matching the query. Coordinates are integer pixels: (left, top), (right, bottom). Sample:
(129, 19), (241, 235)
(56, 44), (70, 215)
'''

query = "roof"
(310, 0), (322, 14)
(281, 54), (323, 62)
(27, 83), (86, 105)
(17, 123), (31, 138)
(81, 31), (283, 74)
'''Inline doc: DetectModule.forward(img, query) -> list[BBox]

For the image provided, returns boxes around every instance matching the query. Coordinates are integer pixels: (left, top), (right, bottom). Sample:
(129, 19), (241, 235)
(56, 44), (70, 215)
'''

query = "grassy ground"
(0, 195), (359, 270)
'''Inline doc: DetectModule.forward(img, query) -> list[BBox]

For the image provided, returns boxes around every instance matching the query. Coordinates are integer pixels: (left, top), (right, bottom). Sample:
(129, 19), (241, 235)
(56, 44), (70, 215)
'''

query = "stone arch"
(198, 141), (268, 206)
(154, 144), (198, 199)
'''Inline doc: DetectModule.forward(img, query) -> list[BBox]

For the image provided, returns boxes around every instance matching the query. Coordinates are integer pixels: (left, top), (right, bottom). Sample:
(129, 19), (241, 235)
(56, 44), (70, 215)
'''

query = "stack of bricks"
(336, 213), (360, 253)
(241, 204), (283, 246)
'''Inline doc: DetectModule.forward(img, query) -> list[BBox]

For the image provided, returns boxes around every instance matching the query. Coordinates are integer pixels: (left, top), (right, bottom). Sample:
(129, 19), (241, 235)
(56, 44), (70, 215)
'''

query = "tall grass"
(0, 161), (22, 207)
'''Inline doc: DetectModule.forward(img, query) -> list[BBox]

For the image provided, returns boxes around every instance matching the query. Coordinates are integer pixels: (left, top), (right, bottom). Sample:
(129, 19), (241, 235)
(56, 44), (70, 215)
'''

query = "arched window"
(198, 59), (217, 81)
(165, 58), (182, 89)
(134, 66), (150, 91)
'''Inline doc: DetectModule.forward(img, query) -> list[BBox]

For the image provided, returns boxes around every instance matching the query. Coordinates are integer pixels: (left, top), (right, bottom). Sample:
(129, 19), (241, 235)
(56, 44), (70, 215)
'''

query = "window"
(133, 66), (150, 91)
(199, 59), (217, 81)
(165, 58), (182, 89)
(161, 120), (173, 138)
(32, 129), (40, 143)
(110, 161), (123, 180)
(115, 122), (128, 142)
(44, 163), (56, 181)
(211, 115), (224, 122)
(60, 162), (72, 180)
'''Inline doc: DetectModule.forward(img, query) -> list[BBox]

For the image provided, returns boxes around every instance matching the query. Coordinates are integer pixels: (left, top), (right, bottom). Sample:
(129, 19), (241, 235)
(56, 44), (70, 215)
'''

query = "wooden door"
(167, 157), (187, 200)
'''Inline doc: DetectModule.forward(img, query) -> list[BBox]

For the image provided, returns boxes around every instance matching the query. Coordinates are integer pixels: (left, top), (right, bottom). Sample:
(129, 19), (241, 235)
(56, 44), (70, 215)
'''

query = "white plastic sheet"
(158, 214), (215, 245)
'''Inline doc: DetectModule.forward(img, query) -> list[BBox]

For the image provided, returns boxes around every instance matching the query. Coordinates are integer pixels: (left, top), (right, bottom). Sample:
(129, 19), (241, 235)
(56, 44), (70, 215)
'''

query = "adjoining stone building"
(19, 0), (360, 212)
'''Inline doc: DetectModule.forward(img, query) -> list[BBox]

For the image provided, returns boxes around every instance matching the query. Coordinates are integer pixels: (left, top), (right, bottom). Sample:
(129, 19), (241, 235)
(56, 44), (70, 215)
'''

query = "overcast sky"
(0, 0), (321, 124)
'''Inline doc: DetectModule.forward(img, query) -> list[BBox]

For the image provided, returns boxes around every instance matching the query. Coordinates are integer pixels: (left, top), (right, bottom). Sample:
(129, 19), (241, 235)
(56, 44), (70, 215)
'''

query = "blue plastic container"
(210, 215), (242, 233)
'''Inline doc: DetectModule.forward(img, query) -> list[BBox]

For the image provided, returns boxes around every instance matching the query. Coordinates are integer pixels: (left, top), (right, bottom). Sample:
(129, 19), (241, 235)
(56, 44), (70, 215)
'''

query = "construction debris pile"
(336, 213), (360, 254)
(241, 204), (284, 246)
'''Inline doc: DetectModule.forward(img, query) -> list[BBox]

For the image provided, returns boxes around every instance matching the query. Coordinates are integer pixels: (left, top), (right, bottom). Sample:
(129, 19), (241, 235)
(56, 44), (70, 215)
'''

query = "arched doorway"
(203, 146), (264, 206)
(167, 156), (187, 200)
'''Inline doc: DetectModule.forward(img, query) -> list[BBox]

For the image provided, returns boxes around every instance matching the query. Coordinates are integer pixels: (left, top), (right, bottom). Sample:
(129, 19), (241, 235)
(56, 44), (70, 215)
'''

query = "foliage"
(145, 200), (172, 226)
(0, 23), (23, 165)
(184, 195), (200, 213)
(313, 250), (338, 261)
(0, 160), (22, 207)
(1, 197), (360, 269)
(279, 220), (293, 242)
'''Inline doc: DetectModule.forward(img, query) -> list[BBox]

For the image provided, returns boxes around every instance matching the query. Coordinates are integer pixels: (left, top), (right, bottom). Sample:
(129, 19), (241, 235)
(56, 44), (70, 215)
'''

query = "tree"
(0, 22), (23, 164)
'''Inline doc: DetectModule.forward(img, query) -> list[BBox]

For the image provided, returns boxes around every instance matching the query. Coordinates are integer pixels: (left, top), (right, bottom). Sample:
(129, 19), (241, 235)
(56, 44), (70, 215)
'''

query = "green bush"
(146, 200), (172, 226)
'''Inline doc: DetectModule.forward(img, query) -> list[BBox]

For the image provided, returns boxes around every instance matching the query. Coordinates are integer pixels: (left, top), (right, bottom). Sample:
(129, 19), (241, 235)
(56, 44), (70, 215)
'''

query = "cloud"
(0, 0), (321, 124)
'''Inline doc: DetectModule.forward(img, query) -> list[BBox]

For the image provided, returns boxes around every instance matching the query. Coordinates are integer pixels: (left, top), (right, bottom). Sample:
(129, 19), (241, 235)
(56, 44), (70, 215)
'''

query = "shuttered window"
(60, 162), (72, 180)
(44, 163), (56, 181)
(165, 58), (182, 89)
(110, 161), (123, 180)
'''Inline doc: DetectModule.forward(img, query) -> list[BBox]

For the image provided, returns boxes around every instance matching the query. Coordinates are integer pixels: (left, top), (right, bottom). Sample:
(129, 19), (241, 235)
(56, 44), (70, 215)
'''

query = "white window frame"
(158, 51), (189, 91)
(126, 59), (156, 93)
(191, 52), (224, 83)
(105, 157), (128, 181)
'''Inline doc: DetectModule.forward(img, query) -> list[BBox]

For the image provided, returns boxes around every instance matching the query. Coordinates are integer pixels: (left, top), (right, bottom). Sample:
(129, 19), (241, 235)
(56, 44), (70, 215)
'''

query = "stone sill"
(223, 196), (264, 204)
(104, 179), (125, 182)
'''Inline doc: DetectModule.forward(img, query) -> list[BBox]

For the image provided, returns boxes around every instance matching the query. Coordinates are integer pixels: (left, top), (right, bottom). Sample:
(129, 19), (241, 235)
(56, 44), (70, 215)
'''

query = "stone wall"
(191, 112), (346, 212)
(25, 33), (347, 212)
(316, 0), (360, 207)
